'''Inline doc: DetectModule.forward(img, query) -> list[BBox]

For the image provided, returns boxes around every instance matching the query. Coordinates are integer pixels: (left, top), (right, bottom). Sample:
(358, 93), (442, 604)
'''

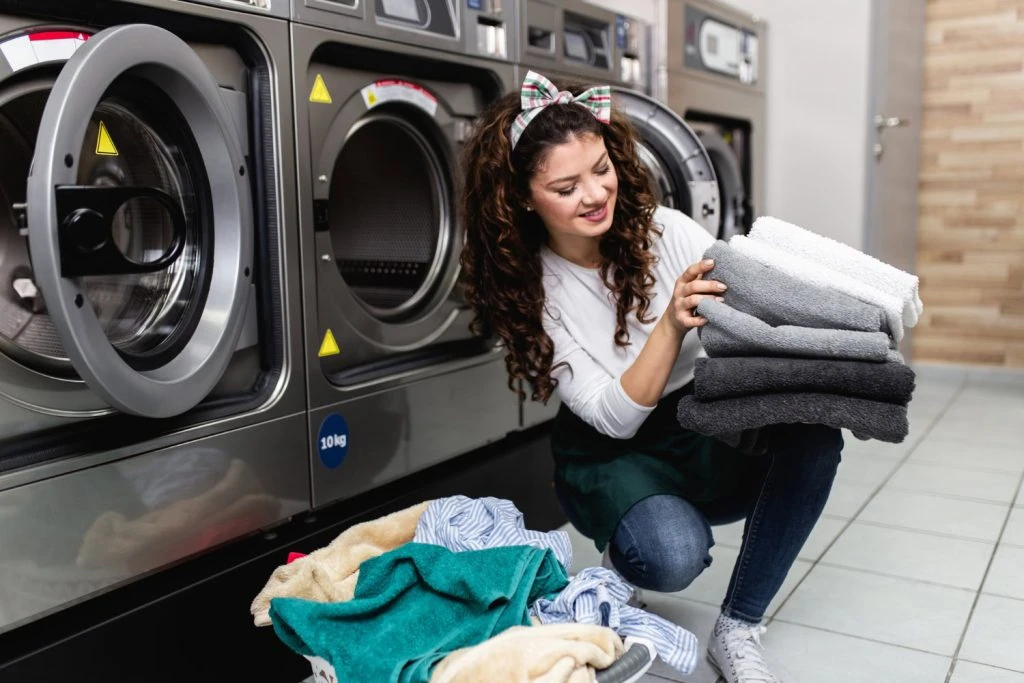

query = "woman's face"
(527, 132), (618, 243)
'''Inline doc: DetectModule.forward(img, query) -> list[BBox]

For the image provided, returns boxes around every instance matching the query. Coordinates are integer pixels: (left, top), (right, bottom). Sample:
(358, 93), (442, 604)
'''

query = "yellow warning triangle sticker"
(366, 91), (378, 106)
(318, 329), (340, 357)
(95, 121), (118, 156)
(310, 74), (332, 104)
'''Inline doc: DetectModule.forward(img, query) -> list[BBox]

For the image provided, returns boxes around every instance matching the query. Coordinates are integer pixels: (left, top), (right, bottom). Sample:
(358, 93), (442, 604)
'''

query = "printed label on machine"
(310, 73), (333, 104)
(318, 328), (340, 357)
(317, 413), (350, 469)
(95, 121), (119, 156)
(360, 80), (438, 117)
(0, 30), (90, 73)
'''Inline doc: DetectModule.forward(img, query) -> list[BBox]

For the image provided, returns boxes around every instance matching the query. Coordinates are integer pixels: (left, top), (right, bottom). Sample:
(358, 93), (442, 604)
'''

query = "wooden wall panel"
(915, 0), (1024, 367)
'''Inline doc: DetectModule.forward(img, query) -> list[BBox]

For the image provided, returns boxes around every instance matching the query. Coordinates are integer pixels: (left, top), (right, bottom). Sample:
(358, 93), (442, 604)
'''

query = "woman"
(459, 71), (843, 683)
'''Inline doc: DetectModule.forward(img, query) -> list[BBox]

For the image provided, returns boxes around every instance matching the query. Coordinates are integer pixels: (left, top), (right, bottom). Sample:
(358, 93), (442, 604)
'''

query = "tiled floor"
(560, 363), (1024, 683)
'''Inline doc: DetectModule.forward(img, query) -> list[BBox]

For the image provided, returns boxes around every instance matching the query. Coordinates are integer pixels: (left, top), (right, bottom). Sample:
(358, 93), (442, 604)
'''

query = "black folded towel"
(693, 357), (915, 404)
(677, 392), (909, 444)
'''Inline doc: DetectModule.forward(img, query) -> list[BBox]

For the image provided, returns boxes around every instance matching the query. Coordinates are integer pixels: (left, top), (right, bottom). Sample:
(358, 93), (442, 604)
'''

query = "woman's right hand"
(664, 258), (727, 333)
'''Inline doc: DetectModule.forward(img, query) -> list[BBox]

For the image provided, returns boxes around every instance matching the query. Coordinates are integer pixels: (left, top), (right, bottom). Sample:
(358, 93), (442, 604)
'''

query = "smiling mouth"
(580, 204), (608, 220)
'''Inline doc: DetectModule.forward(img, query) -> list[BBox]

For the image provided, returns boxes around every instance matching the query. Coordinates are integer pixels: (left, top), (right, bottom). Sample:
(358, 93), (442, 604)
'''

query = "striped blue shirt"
(529, 567), (699, 675)
(413, 496), (573, 569)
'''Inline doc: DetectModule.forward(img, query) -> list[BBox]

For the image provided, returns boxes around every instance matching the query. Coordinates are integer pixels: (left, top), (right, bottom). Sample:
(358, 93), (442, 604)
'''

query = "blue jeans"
(562, 423), (843, 624)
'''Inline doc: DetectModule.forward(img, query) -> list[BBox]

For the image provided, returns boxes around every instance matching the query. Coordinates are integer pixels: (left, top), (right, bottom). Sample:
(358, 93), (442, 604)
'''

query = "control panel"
(683, 3), (759, 86)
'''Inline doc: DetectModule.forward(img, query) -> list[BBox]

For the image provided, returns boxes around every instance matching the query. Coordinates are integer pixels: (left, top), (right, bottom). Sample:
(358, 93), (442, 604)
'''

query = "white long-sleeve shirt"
(541, 205), (714, 439)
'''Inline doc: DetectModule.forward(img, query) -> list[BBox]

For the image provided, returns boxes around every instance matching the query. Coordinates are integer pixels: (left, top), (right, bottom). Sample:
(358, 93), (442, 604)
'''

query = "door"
(613, 87), (720, 236)
(864, 0), (925, 350)
(23, 24), (253, 418)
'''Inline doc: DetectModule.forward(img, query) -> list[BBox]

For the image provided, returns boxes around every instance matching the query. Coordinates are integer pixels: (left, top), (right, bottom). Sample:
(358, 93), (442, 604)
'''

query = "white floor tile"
(833, 454), (900, 490)
(960, 594), (1024, 673)
(841, 431), (914, 460)
(927, 419), (1023, 450)
(775, 564), (975, 655)
(669, 545), (812, 618)
(712, 516), (846, 562)
(951, 660), (1024, 682)
(857, 489), (1008, 542)
(822, 522), (993, 590)
(1002, 507), (1024, 547)
(822, 483), (877, 519)
(710, 519), (746, 550)
(762, 621), (951, 683)
(982, 545), (1024, 601)
(910, 439), (1024, 475)
(887, 462), (1019, 504)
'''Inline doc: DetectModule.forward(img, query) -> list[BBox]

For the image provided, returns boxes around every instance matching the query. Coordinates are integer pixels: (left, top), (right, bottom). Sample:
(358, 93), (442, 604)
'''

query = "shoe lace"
(724, 624), (777, 682)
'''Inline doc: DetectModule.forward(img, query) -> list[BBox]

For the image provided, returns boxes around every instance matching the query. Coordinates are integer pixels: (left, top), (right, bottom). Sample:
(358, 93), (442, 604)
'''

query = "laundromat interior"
(0, 0), (1022, 681)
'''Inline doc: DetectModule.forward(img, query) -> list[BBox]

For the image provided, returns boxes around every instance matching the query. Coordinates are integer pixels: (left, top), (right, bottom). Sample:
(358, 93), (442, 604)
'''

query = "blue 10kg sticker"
(317, 413), (349, 469)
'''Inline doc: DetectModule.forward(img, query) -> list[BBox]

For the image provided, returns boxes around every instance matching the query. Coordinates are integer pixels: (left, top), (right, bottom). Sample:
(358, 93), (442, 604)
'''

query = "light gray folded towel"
(705, 240), (886, 333)
(694, 357), (916, 404)
(696, 299), (896, 362)
(677, 393), (910, 444)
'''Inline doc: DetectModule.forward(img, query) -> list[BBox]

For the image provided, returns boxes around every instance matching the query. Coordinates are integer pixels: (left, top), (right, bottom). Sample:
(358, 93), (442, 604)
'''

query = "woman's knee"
(609, 495), (714, 593)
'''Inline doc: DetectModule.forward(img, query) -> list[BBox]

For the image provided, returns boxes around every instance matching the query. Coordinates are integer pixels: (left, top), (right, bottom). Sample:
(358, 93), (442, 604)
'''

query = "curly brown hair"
(459, 79), (660, 403)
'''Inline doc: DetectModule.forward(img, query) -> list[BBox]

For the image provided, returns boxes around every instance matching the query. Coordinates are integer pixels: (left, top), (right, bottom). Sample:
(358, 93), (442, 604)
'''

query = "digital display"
(381, 0), (422, 22)
(564, 32), (588, 61)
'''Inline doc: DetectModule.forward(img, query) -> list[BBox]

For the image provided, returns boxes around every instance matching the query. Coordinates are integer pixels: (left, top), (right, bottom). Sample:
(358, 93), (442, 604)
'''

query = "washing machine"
(514, 0), (721, 428)
(291, 1), (521, 508)
(667, 0), (766, 241)
(0, 0), (306, 634)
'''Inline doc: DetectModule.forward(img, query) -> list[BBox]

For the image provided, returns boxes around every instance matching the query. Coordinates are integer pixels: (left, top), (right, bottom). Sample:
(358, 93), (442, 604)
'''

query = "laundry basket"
(302, 636), (657, 683)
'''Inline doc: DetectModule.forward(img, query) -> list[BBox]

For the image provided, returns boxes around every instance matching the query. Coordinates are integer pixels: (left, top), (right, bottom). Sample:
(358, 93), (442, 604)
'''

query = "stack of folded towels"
(676, 216), (920, 447)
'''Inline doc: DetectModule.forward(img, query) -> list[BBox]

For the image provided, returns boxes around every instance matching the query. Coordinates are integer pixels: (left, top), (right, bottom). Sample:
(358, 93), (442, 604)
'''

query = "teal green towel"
(268, 542), (569, 682)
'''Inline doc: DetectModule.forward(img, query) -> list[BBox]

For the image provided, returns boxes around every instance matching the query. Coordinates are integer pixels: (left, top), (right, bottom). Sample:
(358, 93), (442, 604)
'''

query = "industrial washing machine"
(291, 0), (521, 507)
(667, 0), (766, 240)
(515, 0), (721, 428)
(0, 0), (306, 633)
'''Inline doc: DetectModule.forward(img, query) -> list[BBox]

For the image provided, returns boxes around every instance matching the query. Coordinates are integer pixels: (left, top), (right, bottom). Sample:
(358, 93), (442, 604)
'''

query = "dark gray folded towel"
(677, 393), (909, 444)
(697, 299), (896, 362)
(705, 240), (886, 333)
(694, 357), (916, 404)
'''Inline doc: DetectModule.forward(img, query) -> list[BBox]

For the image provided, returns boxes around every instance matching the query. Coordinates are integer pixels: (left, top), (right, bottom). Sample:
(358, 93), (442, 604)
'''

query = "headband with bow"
(509, 70), (611, 149)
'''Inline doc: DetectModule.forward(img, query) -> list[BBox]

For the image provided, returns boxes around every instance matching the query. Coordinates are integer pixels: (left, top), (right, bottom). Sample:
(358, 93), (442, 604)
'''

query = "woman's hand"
(664, 258), (727, 333)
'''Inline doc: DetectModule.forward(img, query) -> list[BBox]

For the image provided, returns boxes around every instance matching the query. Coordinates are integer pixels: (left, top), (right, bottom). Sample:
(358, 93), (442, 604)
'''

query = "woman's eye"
(557, 187), (575, 197)
(596, 166), (611, 176)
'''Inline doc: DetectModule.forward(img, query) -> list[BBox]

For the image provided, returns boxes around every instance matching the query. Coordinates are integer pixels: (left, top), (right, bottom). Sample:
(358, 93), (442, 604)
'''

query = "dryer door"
(696, 128), (748, 240)
(24, 24), (253, 419)
(311, 74), (470, 361)
(612, 88), (720, 237)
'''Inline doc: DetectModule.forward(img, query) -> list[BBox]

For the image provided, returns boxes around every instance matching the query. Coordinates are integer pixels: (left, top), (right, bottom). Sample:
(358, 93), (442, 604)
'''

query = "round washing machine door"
(313, 77), (465, 350)
(612, 88), (721, 237)
(13, 24), (253, 419)
(695, 128), (747, 240)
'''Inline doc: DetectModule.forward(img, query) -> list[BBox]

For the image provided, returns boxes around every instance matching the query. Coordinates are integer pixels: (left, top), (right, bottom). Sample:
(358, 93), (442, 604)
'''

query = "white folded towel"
(749, 216), (923, 326)
(730, 235), (906, 344)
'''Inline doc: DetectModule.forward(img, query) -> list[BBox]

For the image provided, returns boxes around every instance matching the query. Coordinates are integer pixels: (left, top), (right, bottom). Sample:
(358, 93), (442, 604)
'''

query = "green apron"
(551, 382), (748, 551)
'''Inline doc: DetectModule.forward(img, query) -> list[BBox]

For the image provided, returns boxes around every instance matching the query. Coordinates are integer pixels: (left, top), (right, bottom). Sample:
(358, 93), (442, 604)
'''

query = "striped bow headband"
(509, 70), (612, 149)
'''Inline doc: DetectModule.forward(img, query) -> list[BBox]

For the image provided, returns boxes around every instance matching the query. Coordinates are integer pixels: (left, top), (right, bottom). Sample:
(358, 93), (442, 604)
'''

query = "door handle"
(874, 115), (910, 131)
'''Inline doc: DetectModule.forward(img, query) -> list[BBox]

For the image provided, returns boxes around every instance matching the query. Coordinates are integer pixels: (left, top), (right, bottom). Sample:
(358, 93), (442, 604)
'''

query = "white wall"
(590, 0), (875, 249)
(725, 0), (873, 248)
(584, 0), (658, 23)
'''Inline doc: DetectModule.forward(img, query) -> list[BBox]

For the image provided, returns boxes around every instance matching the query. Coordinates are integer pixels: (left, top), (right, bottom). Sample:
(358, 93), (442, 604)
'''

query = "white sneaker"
(601, 548), (647, 608)
(707, 615), (781, 683)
